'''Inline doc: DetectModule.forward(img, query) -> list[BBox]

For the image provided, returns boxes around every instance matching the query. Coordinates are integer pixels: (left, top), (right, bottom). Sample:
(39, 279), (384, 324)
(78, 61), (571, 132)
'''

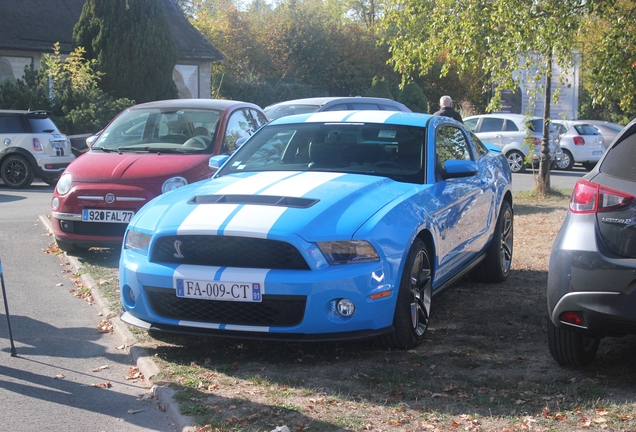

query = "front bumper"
(119, 248), (401, 339)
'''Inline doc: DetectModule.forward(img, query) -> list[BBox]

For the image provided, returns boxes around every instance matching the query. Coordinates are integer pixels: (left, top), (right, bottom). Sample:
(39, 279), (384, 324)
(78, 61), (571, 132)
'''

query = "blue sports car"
(120, 111), (514, 349)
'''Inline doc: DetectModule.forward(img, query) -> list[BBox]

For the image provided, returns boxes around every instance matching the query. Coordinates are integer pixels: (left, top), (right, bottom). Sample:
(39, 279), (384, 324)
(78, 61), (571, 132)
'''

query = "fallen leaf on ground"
(92, 365), (109, 372)
(91, 382), (112, 388)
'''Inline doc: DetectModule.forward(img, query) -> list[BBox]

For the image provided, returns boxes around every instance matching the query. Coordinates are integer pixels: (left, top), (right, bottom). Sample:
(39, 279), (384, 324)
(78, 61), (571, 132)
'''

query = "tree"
(381, 0), (600, 193)
(398, 82), (428, 112)
(578, 0), (636, 123)
(73, 0), (178, 103)
(366, 76), (394, 99)
(0, 43), (133, 134)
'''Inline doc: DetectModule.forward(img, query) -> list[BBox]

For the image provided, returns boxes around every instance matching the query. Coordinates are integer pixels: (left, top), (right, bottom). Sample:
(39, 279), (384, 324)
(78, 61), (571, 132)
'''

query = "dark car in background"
(263, 96), (411, 120)
(50, 99), (268, 253)
(547, 118), (636, 366)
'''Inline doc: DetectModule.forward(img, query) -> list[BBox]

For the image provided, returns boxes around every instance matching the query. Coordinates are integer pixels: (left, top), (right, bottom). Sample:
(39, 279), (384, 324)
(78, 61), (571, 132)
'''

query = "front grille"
(60, 220), (128, 237)
(151, 235), (310, 270)
(145, 286), (306, 326)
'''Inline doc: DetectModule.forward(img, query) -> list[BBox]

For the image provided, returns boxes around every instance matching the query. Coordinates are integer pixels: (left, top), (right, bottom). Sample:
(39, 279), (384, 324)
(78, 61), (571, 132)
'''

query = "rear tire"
(471, 200), (513, 282)
(547, 319), (600, 366)
(1, 155), (34, 188)
(555, 149), (574, 170)
(378, 239), (432, 350)
(506, 150), (526, 173)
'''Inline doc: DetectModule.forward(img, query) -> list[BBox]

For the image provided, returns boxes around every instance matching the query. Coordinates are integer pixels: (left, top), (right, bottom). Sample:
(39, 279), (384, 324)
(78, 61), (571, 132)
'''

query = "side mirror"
(86, 135), (98, 148)
(441, 159), (478, 180)
(209, 155), (230, 169)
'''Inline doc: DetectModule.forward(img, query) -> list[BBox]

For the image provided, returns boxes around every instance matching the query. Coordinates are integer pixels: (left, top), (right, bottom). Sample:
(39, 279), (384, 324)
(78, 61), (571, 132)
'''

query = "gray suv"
(0, 110), (74, 188)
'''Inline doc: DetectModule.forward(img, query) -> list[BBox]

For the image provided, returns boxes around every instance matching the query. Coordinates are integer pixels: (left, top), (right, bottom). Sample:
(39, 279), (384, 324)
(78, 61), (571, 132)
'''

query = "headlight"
(317, 240), (379, 265)
(56, 173), (72, 195)
(124, 230), (152, 254)
(162, 176), (187, 193)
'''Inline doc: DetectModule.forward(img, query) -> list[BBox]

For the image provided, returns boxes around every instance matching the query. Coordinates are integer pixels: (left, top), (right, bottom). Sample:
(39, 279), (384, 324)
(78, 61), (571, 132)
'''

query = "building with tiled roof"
(0, 0), (225, 98)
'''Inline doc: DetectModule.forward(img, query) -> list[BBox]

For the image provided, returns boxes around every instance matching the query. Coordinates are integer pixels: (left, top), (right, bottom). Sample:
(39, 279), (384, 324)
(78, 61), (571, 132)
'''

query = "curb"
(39, 215), (196, 432)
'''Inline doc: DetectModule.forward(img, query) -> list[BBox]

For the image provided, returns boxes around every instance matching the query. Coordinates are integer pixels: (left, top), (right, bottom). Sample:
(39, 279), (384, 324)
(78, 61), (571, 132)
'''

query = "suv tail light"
(573, 136), (585, 145)
(570, 179), (635, 214)
(32, 138), (43, 151)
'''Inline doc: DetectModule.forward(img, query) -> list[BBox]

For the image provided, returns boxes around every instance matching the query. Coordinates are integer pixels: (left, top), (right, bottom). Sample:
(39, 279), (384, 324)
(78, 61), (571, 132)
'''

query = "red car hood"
(67, 152), (212, 184)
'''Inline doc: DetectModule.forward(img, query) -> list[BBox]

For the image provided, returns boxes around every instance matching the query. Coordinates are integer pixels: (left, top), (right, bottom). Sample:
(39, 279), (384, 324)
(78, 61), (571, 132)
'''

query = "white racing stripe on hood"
(261, 171), (345, 196)
(178, 203), (239, 234)
(221, 171), (346, 237)
(217, 171), (300, 195)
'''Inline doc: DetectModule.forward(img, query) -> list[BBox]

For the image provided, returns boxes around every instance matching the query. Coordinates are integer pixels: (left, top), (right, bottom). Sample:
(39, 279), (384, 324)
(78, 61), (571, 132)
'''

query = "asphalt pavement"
(0, 180), (193, 432)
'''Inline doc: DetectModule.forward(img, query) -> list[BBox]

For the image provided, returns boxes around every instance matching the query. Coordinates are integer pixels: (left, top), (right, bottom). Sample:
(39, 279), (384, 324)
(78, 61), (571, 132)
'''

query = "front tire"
(555, 149), (574, 170)
(379, 238), (432, 350)
(506, 150), (526, 173)
(472, 200), (513, 282)
(56, 240), (87, 254)
(1, 155), (35, 188)
(547, 319), (600, 366)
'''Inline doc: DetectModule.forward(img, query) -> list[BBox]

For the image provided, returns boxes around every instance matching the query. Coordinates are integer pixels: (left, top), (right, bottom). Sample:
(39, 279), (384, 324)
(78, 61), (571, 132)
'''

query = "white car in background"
(552, 120), (605, 171)
(579, 120), (625, 149)
(464, 114), (561, 173)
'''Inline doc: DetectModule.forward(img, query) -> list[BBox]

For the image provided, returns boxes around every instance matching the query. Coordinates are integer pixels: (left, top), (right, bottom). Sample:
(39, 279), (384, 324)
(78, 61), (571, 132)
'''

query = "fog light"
(336, 299), (355, 317)
(123, 285), (136, 307)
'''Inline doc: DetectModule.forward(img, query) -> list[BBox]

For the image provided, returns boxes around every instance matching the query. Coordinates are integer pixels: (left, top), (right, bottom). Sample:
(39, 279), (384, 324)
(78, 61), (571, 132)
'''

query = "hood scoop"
(189, 194), (319, 209)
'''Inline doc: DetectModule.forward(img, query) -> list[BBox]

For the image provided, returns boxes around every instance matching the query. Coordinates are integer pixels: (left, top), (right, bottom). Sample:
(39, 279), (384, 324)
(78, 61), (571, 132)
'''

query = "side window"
(437, 126), (471, 166)
(350, 103), (380, 110)
(251, 109), (268, 128)
(323, 103), (348, 111)
(480, 117), (504, 133)
(223, 109), (261, 153)
(504, 119), (520, 132)
(0, 115), (26, 133)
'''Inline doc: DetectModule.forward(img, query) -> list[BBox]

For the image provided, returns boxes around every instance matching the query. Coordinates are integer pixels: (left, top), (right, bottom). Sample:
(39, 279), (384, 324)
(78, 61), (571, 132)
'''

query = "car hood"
(66, 152), (210, 183)
(133, 171), (419, 241)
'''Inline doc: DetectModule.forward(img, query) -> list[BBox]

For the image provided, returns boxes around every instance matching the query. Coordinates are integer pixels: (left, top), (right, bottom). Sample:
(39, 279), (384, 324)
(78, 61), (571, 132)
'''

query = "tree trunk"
(536, 51), (552, 193)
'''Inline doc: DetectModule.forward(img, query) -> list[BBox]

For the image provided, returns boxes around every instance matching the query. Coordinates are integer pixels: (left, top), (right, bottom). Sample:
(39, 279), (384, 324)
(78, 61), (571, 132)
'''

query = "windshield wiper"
(91, 146), (121, 153)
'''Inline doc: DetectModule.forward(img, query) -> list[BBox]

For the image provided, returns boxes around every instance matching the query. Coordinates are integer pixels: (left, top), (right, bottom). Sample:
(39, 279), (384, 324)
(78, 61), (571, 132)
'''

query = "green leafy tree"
(73, 0), (178, 103)
(398, 82), (428, 113)
(381, 0), (602, 192)
(366, 76), (394, 99)
(0, 43), (133, 134)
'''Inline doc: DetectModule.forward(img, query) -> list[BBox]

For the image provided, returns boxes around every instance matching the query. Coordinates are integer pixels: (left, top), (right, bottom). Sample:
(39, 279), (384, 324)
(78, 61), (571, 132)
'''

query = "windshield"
(217, 123), (426, 184)
(93, 108), (221, 153)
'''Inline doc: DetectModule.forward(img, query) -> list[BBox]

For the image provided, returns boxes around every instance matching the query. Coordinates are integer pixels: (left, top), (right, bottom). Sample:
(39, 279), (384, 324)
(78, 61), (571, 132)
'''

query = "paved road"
(512, 166), (586, 192)
(0, 180), (177, 432)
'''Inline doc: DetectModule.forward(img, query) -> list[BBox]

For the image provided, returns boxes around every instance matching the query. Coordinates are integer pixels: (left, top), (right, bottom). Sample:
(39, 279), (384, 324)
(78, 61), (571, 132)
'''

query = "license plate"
(82, 209), (135, 223)
(52, 141), (66, 149)
(175, 278), (262, 302)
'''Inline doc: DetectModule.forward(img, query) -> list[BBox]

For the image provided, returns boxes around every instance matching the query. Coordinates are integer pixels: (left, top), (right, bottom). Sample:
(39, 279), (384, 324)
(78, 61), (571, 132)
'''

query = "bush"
(365, 77), (394, 99)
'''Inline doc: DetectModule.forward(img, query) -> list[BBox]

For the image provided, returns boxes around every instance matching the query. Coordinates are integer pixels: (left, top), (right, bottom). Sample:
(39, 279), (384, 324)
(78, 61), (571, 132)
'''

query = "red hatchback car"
(51, 99), (268, 252)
